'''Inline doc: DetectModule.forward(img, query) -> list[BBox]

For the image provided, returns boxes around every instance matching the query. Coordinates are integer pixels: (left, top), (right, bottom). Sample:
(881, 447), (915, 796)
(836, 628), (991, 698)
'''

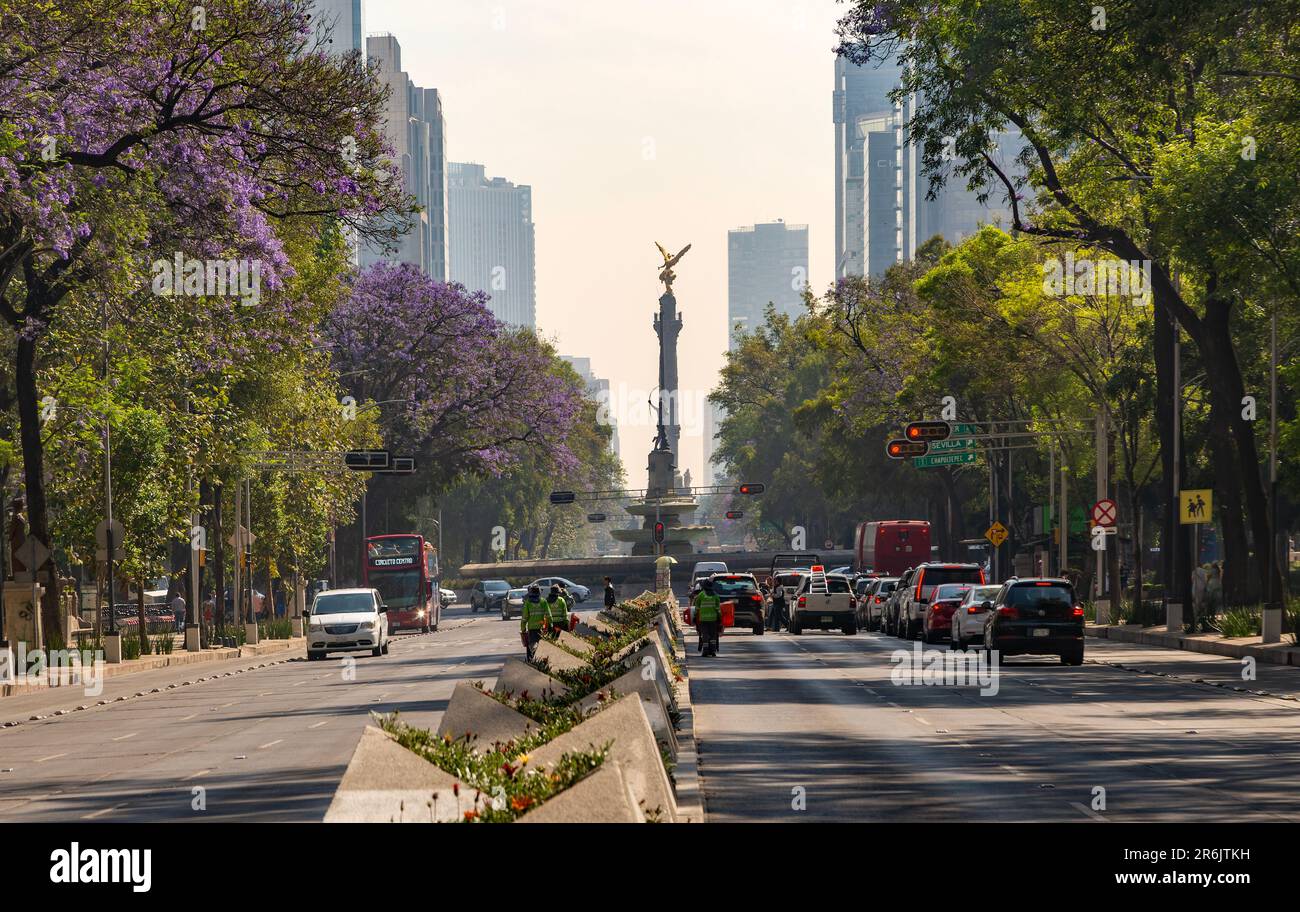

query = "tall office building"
(834, 54), (1020, 278)
(310, 0), (366, 55)
(703, 401), (727, 487)
(358, 33), (450, 280)
(448, 162), (536, 328)
(561, 356), (619, 457)
(727, 220), (809, 348)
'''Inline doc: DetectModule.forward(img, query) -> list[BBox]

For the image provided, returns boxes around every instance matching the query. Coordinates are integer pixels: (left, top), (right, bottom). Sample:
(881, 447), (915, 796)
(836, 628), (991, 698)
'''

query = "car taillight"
(967, 605), (980, 614)
(798, 596), (807, 607)
(997, 605), (1018, 619)
(1073, 605), (1085, 617)
(850, 597), (857, 608)
(874, 595), (883, 603)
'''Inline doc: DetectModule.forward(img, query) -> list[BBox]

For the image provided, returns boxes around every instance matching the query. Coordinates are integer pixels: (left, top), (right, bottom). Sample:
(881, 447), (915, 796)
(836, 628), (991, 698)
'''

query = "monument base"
(103, 633), (122, 664)
(3, 581), (45, 652)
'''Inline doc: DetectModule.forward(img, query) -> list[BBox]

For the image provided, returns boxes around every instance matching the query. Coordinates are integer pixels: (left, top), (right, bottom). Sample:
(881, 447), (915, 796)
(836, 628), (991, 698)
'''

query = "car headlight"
(359, 619), (375, 630)
(309, 618), (323, 629)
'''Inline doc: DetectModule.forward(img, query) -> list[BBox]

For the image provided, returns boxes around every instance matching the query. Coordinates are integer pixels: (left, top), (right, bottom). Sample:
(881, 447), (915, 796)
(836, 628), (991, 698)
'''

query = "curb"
(665, 602), (704, 823)
(1, 638), (305, 698)
(1086, 624), (1300, 666)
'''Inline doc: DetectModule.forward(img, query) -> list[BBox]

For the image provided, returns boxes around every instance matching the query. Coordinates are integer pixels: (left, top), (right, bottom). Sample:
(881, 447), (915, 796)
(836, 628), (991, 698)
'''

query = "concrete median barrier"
(436, 680), (535, 746)
(527, 693), (677, 822)
(492, 657), (569, 700)
(325, 726), (489, 823)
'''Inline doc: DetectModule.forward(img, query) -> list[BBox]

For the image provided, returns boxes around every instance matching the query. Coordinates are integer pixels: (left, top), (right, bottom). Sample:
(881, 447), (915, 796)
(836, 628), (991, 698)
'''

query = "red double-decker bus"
(363, 534), (441, 633)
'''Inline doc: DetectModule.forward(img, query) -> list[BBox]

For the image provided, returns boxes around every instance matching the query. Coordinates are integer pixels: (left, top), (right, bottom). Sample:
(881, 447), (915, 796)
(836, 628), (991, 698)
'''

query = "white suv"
(307, 588), (390, 660)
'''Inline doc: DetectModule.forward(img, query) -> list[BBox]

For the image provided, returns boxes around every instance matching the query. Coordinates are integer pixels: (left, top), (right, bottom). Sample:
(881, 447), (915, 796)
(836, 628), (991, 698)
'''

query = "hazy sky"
(365, 0), (848, 484)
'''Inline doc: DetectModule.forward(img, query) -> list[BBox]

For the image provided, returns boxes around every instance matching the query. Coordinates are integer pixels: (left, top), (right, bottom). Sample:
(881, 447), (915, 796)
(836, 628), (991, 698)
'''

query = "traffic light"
(737, 483), (765, 495)
(905, 421), (950, 441)
(549, 491), (576, 504)
(653, 521), (665, 543)
(344, 449), (390, 470)
(725, 510), (744, 520)
(886, 438), (928, 458)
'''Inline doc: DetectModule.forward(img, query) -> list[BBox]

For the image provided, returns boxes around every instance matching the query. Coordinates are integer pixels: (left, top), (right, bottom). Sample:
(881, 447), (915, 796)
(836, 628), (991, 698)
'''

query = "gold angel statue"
(655, 242), (691, 292)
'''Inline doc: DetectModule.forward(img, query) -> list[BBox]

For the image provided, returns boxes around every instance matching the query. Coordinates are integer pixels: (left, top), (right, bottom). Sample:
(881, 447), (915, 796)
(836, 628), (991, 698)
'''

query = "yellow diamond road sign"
(1179, 489), (1213, 525)
(985, 521), (1008, 547)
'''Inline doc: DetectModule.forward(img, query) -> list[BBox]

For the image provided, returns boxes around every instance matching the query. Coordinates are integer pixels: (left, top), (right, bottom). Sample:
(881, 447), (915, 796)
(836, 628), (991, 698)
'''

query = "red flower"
(463, 809), (478, 821)
(452, 782), (460, 797)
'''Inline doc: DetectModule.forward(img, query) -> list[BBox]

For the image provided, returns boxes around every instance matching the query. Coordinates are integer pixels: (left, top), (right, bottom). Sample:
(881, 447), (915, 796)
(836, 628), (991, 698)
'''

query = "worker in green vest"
(544, 584), (569, 636)
(520, 584), (547, 660)
(693, 577), (722, 657)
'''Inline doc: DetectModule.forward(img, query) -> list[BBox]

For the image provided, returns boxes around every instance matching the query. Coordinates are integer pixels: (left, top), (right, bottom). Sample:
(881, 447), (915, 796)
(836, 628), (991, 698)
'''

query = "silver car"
(307, 588), (390, 660)
(950, 584), (1002, 650)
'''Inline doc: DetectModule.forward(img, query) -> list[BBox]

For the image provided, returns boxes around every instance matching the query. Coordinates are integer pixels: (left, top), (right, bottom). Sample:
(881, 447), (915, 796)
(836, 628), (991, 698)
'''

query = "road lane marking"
(258, 739), (283, 750)
(293, 681), (307, 687)
(36, 753), (67, 763)
(81, 802), (126, 820)
(1000, 764), (1026, 777)
(308, 720), (329, 729)
(185, 769), (210, 781)
(179, 712), (199, 721)
(112, 732), (138, 741)
(915, 716), (931, 725)
(1070, 801), (1109, 822)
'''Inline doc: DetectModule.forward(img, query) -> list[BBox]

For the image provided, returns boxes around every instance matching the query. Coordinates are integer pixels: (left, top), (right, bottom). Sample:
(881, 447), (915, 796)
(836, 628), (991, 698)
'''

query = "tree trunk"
(1201, 298), (1279, 602)
(1206, 396), (1250, 607)
(15, 332), (62, 643)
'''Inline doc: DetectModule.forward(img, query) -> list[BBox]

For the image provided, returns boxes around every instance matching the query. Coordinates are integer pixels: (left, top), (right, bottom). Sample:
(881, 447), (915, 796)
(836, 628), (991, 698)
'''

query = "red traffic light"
(886, 438), (928, 458)
(725, 510), (744, 520)
(905, 421), (951, 441)
(737, 483), (766, 495)
(653, 522), (665, 543)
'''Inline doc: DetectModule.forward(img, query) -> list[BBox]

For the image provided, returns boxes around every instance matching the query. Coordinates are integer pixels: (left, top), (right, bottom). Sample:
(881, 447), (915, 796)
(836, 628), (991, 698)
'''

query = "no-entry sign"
(1091, 498), (1117, 528)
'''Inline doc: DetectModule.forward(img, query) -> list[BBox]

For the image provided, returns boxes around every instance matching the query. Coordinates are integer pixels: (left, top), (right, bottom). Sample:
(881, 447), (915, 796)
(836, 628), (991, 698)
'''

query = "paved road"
(0, 605), (536, 822)
(686, 626), (1300, 823)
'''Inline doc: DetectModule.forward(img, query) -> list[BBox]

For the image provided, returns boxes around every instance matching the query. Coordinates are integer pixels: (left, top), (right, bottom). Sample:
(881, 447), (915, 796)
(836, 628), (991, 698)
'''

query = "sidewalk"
(1, 637), (304, 700)
(1086, 622), (1300, 666)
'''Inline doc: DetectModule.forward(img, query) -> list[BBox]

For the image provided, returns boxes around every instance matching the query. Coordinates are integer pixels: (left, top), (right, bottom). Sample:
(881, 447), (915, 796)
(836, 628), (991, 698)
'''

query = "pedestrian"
(768, 576), (788, 632)
(603, 576), (616, 609)
(170, 589), (187, 633)
(693, 577), (722, 657)
(544, 584), (568, 636)
(520, 584), (546, 661)
(1204, 562), (1223, 632)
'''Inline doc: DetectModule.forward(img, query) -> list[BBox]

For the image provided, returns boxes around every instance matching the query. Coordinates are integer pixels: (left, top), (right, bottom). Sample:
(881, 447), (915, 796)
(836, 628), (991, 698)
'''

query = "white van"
(690, 561), (729, 593)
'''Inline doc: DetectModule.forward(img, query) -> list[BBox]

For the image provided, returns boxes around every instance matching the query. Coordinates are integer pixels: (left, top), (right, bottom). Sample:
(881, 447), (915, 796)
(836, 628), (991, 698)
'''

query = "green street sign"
(913, 451), (978, 469)
(929, 437), (974, 453)
(948, 423), (979, 437)
(1069, 506), (1087, 534)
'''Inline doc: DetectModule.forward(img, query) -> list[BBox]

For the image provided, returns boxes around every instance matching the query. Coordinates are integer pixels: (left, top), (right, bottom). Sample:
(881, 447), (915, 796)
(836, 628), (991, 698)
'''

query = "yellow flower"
(517, 753), (531, 765)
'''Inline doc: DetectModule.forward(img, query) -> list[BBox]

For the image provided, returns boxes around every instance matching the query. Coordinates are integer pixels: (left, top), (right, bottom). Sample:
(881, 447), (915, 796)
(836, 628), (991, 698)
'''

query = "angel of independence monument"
(610, 243), (713, 556)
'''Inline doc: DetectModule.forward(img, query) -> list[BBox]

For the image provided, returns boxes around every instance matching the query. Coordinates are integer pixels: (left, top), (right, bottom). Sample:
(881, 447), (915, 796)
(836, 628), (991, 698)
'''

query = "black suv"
(470, 579), (511, 613)
(981, 578), (1084, 665)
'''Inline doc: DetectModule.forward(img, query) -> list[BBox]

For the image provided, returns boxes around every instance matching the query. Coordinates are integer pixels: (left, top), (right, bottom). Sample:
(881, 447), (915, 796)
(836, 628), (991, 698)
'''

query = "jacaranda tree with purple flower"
(0, 0), (410, 633)
(325, 262), (586, 494)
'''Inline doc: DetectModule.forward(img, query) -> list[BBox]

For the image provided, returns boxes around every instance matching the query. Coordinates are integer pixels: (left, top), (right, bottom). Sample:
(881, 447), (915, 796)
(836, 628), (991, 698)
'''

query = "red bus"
(363, 534), (441, 633)
(853, 520), (931, 576)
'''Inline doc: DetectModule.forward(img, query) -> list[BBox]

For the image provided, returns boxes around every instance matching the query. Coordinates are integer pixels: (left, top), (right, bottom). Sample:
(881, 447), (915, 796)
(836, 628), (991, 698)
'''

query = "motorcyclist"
(692, 577), (722, 657)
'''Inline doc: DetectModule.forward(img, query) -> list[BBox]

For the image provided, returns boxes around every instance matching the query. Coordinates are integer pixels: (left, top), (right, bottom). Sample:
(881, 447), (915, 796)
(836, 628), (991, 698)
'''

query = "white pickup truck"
(789, 566), (858, 635)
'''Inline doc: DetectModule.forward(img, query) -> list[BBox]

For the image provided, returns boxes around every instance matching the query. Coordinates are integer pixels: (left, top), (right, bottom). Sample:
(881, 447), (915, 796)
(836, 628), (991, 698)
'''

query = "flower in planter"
(510, 795), (535, 812)
(517, 753), (532, 766)
(463, 809), (479, 822)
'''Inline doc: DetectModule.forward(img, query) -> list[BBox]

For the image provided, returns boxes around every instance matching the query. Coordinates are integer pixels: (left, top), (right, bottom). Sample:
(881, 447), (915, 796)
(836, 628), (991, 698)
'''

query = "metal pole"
(1269, 304), (1280, 610)
(988, 434), (996, 583)
(361, 486), (367, 582)
(103, 296), (116, 637)
(1049, 444), (1056, 577)
(233, 481), (242, 628)
(1, 479), (7, 654)
(1095, 407), (1108, 601)
(1006, 441), (1013, 576)
(1060, 463), (1068, 577)
(1172, 312), (1182, 607)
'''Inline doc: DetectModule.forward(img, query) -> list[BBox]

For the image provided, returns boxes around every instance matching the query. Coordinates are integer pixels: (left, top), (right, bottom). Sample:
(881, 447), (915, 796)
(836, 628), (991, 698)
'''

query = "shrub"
(379, 714), (607, 822)
(1215, 607), (1261, 638)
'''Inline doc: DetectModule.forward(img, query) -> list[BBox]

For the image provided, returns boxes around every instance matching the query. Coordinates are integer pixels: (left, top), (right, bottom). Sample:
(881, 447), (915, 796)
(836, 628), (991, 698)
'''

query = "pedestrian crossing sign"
(1179, 489), (1213, 525)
